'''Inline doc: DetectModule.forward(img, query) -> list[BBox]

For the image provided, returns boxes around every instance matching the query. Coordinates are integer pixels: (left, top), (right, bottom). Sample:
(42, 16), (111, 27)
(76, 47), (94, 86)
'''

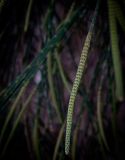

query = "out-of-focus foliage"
(0, 0), (125, 160)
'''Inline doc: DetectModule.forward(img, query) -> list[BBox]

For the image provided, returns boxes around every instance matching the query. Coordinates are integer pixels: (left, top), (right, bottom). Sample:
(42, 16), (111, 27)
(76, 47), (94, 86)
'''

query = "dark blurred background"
(0, 0), (125, 160)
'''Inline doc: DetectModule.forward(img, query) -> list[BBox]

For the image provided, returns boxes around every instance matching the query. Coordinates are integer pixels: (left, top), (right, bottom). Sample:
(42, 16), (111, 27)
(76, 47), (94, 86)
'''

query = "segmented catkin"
(108, 0), (124, 101)
(65, 31), (92, 155)
(65, 2), (99, 154)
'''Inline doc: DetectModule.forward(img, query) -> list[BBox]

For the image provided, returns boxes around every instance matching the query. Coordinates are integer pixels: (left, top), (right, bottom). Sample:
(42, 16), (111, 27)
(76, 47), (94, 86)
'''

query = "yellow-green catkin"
(65, 30), (93, 155)
(64, 2), (99, 153)
(108, 0), (124, 101)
